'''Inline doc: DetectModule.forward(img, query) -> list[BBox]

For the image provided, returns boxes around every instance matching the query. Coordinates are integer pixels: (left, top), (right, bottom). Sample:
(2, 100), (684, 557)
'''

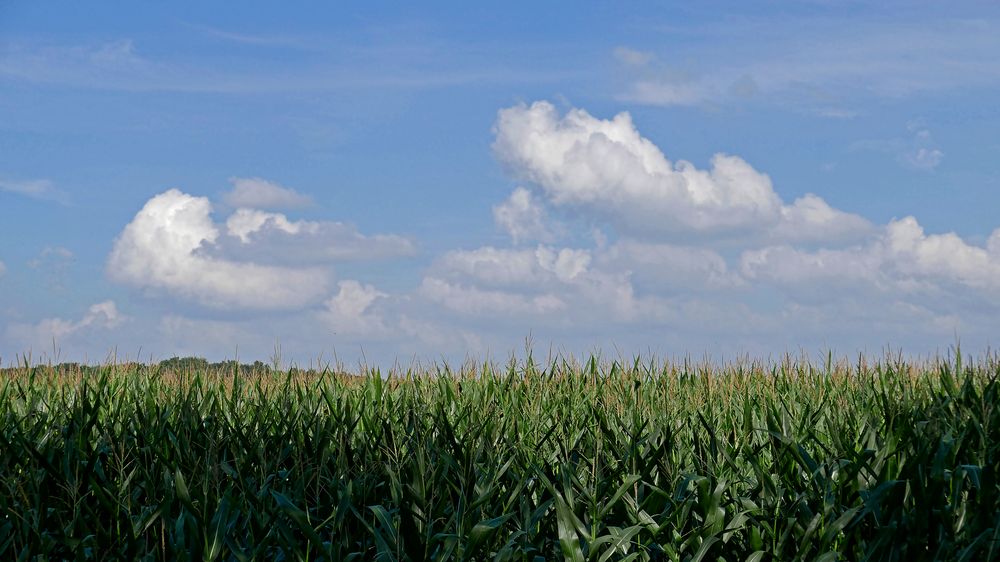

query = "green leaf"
(271, 490), (326, 549)
(688, 536), (719, 562)
(467, 514), (512, 556)
(174, 469), (202, 522)
(203, 495), (231, 562)
(554, 494), (585, 562)
(597, 475), (642, 521)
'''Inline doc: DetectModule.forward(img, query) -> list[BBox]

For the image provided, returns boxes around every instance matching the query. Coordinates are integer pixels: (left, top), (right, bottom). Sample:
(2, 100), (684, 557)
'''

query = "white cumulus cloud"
(493, 101), (867, 241)
(419, 277), (566, 317)
(107, 189), (330, 310)
(493, 187), (557, 244)
(321, 280), (389, 336)
(742, 217), (1000, 303)
(435, 245), (590, 289)
(885, 217), (1000, 293)
(222, 177), (313, 209)
(426, 244), (662, 324)
(226, 208), (310, 242)
(31, 98), (999, 364)
(773, 194), (875, 244)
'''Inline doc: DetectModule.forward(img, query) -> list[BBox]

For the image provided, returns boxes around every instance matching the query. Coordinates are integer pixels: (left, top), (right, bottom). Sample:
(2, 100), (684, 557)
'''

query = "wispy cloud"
(851, 121), (944, 171)
(222, 177), (313, 210)
(28, 246), (75, 292)
(613, 46), (654, 67)
(5, 300), (125, 349)
(180, 22), (317, 49)
(0, 178), (70, 204)
(616, 18), (1000, 113)
(0, 36), (585, 94)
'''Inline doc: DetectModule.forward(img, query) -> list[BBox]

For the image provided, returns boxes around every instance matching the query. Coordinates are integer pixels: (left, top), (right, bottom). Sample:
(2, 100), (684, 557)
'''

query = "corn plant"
(1, 352), (998, 560)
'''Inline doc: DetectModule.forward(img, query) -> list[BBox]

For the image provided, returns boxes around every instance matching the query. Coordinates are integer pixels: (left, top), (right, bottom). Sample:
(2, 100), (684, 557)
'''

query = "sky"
(2, 1), (1000, 366)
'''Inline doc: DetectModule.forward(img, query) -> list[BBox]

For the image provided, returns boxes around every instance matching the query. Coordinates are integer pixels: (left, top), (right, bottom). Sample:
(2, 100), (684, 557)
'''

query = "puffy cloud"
(493, 187), (557, 244)
(772, 195), (875, 244)
(39, 97), (997, 364)
(426, 244), (664, 324)
(437, 241), (738, 302)
(493, 101), (866, 241)
(435, 245), (590, 289)
(493, 101), (779, 233)
(428, 244), (660, 323)
(73, 301), (124, 333)
(226, 209), (309, 242)
(107, 189), (330, 310)
(742, 217), (1000, 303)
(219, 208), (415, 264)
(5, 300), (124, 345)
(885, 217), (1000, 293)
(740, 245), (886, 296)
(535, 246), (591, 283)
(988, 230), (1000, 255)
(222, 177), (313, 209)
(321, 280), (388, 336)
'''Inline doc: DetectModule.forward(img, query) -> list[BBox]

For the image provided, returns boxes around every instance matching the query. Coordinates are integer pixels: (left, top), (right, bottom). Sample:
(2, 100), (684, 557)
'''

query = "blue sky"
(2, 1), (1000, 366)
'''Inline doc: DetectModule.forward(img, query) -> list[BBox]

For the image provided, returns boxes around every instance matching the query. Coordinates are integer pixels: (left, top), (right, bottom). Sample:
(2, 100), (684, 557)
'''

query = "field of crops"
(2, 352), (999, 561)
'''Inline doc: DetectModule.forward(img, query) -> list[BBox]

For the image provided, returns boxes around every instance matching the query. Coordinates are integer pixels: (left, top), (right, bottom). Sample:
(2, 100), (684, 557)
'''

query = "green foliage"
(1, 353), (999, 560)
(157, 355), (210, 372)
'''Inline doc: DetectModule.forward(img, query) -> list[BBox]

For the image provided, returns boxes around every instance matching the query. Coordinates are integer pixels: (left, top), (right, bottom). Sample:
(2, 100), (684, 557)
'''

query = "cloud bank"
(20, 100), (996, 363)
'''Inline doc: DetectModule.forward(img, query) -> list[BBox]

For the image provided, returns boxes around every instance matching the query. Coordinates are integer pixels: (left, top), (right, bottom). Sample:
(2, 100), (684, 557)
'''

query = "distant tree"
(204, 360), (273, 374)
(158, 356), (209, 372)
(250, 360), (271, 373)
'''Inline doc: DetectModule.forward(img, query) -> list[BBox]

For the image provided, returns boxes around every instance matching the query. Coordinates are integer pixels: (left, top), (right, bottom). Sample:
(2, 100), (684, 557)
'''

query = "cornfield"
(2, 352), (999, 560)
